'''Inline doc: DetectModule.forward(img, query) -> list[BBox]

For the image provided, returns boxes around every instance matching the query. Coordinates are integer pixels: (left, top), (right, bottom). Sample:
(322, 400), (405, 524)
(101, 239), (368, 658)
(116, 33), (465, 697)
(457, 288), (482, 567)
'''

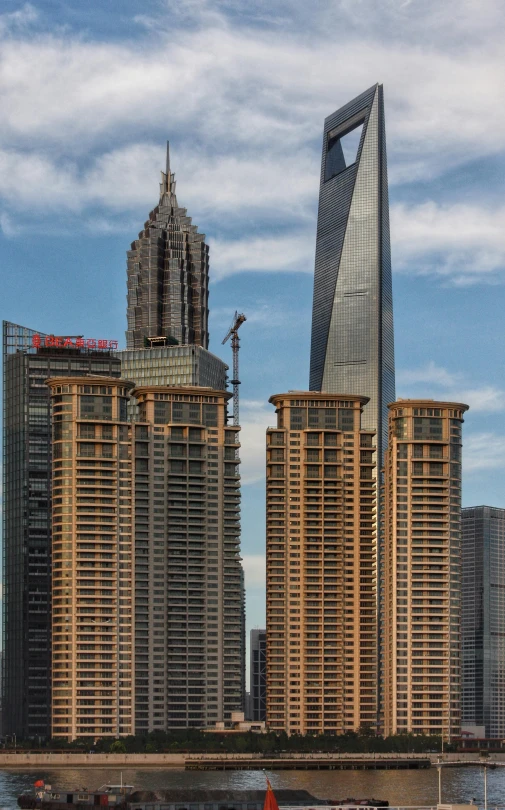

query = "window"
(338, 409), (354, 431)
(395, 418), (407, 439)
(79, 395), (112, 420)
(79, 424), (96, 439)
(154, 402), (170, 424)
(413, 418), (443, 440)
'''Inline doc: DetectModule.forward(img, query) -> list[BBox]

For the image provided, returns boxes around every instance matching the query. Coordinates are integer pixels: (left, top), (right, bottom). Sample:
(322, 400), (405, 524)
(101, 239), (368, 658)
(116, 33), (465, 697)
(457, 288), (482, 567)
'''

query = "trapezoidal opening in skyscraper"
(324, 113), (365, 182)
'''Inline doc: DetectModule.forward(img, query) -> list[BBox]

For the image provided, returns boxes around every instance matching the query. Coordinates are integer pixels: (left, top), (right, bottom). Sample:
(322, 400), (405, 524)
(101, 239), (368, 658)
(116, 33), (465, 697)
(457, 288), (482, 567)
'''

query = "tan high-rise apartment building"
(383, 400), (468, 739)
(266, 392), (377, 735)
(49, 379), (244, 740)
(130, 386), (244, 731)
(48, 376), (134, 741)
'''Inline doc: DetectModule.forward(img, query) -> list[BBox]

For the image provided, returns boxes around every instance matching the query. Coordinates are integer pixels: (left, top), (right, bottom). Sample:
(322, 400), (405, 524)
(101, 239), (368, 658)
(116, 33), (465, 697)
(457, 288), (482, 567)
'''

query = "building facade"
(461, 506), (505, 738)
(48, 376), (134, 741)
(126, 146), (209, 350)
(309, 84), (395, 468)
(383, 400), (468, 739)
(266, 392), (377, 735)
(2, 321), (121, 739)
(119, 345), (227, 390)
(250, 629), (266, 722)
(130, 386), (244, 730)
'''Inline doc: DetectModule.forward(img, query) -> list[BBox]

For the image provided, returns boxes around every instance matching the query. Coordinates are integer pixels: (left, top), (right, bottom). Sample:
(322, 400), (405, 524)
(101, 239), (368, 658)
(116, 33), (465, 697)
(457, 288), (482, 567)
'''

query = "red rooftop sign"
(32, 335), (118, 350)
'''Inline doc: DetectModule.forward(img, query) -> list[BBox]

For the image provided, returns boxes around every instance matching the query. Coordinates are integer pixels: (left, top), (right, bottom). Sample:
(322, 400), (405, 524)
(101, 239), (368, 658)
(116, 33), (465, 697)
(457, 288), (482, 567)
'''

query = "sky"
(1, 0), (505, 650)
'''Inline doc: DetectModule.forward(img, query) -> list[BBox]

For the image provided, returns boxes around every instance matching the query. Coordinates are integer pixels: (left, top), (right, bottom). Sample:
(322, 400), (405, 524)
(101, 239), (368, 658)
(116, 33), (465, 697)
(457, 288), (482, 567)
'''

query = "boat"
(18, 784), (389, 810)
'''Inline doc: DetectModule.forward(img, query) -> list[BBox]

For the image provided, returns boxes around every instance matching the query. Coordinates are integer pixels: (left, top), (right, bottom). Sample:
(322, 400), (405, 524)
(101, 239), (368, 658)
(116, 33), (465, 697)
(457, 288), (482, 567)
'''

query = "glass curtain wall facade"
(48, 377), (134, 741)
(119, 345), (227, 390)
(266, 393), (377, 735)
(126, 147), (210, 350)
(250, 629), (266, 722)
(461, 506), (505, 738)
(2, 321), (121, 739)
(131, 386), (244, 730)
(309, 83), (395, 469)
(383, 400), (468, 739)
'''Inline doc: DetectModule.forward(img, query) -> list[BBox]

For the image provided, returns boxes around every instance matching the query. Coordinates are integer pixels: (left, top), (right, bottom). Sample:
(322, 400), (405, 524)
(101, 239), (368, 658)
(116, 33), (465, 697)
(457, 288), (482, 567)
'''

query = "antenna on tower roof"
(166, 141), (170, 178)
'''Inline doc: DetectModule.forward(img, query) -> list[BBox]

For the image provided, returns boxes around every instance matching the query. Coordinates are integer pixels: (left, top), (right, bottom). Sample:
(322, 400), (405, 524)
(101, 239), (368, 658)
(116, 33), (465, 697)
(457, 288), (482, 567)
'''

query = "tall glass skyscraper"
(2, 321), (121, 739)
(462, 506), (505, 738)
(309, 83), (395, 468)
(126, 145), (210, 350)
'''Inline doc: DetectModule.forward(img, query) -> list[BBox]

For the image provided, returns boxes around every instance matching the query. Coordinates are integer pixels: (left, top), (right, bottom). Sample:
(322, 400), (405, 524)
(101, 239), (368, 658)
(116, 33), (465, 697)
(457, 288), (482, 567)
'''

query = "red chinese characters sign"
(32, 335), (118, 350)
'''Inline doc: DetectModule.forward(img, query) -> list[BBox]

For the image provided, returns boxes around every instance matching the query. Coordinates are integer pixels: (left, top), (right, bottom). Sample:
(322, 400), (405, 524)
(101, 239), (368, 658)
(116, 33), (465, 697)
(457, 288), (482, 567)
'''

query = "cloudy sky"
(2, 0), (505, 638)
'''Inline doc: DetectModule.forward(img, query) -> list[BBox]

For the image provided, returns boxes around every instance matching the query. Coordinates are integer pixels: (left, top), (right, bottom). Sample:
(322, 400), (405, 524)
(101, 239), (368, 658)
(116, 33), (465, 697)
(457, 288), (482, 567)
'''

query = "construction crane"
(222, 312), (246, 425)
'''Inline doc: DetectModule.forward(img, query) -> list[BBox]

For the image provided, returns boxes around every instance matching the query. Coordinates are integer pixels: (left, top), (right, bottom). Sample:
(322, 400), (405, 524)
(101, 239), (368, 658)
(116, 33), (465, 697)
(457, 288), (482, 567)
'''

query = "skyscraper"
(383, 399), (468, 739)
(309, 84), (395, 467)
(265, 393), (377, 734)
(461, 506), (505, 738)
(126, 145), (209, 350)
(250, 629), (266, 722)
(130, 385), (244, 730)
(2, 321), (121, 739)
(48, 376), (134, 741)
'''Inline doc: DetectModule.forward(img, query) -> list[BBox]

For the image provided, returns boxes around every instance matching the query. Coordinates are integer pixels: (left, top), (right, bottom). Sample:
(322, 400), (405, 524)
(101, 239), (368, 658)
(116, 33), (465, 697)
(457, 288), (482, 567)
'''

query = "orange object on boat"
(263, 779), (280, 810)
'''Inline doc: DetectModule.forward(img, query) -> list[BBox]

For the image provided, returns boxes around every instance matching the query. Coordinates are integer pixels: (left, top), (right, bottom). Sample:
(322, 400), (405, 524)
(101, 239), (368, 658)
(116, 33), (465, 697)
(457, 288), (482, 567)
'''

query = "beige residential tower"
(383, 399), (468, 739)
(266, 392), (377, 735)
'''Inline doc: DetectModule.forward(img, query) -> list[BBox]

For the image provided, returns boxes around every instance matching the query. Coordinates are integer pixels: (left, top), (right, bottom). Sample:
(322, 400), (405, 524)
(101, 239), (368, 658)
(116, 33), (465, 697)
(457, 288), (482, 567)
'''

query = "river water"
(1, 767), (505, 810)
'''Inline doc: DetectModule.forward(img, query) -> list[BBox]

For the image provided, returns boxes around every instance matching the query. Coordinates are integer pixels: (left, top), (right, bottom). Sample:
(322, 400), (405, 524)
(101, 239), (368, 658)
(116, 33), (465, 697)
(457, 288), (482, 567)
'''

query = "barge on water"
(18, 787), (389, 810)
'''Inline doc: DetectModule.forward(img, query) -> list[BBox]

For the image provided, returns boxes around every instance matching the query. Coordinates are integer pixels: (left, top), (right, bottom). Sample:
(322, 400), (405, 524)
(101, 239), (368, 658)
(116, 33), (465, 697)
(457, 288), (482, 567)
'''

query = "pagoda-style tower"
(126, 144), (209, 349)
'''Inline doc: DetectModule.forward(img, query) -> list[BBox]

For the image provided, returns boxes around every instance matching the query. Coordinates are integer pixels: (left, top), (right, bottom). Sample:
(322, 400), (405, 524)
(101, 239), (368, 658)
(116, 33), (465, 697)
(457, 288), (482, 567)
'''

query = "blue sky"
(2, 0), (505, 643)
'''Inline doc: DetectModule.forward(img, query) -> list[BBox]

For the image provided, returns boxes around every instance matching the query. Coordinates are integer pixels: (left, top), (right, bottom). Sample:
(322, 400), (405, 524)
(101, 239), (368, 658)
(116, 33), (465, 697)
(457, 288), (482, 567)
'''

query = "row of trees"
(9, 727), (449, 754)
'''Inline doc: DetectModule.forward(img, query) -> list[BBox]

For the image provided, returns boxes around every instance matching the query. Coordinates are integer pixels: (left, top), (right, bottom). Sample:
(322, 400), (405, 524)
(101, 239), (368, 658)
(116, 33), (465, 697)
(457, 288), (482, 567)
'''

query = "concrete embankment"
(0, 751), (502, 770)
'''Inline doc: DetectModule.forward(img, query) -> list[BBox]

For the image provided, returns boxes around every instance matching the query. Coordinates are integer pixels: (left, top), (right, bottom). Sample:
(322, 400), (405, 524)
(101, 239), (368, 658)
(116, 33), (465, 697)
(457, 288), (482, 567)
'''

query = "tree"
(109, 740), (127, 753)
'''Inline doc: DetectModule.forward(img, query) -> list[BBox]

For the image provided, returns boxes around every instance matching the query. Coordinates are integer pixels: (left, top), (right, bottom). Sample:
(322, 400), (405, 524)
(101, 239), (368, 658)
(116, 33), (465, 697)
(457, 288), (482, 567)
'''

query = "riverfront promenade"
(0, 751), (501, 770)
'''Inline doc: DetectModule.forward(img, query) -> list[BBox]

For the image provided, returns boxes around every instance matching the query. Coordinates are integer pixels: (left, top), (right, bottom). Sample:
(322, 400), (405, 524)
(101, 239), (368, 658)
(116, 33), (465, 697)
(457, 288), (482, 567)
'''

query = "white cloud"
(0, 3), (38, 35)
(239, 399), (273, 485)
(391, 202), (505, 284)
(0, 2), (503, 180)
(0, 0), (504, 287)
(397, 361), (460, 387)
(0, 211), (21, 237)
(242, 554), (265, 588)
(464, 433), (505, 472)
(398, 364), (505, 412)
(210, 232), (314, 279)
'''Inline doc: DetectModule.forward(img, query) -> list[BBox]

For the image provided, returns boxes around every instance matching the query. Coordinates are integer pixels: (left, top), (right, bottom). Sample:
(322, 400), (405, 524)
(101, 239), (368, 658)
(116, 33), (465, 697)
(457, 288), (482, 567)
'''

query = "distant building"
(47, 376), (134, 740)
(47, 379), (245, 739)
(205, 711), (266, 734)
(250, 630), (266, 722)
(462, 506), (505, 738)
(383, 400), (468, 740)
(265, 392), (377, 735)
(118, 345), (227, 391)
(2, 321), (121, 740)
(126, 144), (209, 350)
(131, 385), (244, 731)
(309, 83), (395, 471)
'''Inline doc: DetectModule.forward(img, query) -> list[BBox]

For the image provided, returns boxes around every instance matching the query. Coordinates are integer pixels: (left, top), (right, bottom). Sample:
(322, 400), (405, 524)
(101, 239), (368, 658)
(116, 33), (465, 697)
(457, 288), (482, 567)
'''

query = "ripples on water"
(0, 766), (504, 810)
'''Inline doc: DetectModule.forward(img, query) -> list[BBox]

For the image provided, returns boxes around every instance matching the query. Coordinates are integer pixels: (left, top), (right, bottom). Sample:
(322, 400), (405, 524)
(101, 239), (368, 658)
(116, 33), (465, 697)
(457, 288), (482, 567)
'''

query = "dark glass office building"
(126, 145), (210, 350)
(309, 83), (395, 468)
(462, 506), (505, 738)
(2, 321), (121, 739)
(250, 629), (266, 722)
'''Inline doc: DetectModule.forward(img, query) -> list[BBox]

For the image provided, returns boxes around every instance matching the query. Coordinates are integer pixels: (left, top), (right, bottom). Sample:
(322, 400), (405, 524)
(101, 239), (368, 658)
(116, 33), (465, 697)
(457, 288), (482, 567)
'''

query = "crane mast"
(222, 312), (246, 425)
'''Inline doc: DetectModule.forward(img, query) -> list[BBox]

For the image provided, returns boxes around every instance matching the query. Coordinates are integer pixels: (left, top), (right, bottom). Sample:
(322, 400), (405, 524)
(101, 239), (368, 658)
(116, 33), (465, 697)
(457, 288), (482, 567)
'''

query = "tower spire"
(160, 140), (173, 198)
